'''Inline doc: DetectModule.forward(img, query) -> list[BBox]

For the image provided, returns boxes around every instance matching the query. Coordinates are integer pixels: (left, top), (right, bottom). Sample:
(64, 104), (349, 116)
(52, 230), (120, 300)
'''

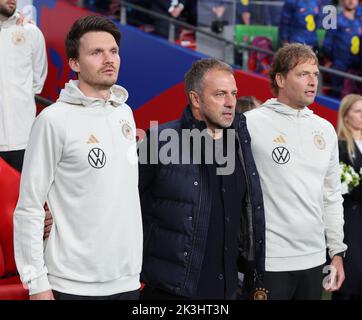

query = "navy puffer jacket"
(139, 106), (265, 298)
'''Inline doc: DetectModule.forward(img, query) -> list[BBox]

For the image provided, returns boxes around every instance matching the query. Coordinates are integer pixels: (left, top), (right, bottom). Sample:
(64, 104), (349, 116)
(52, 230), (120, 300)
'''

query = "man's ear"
(69, 58), (80, 73)
(189, 91), (200, 109)
(275, 73), (285, 90)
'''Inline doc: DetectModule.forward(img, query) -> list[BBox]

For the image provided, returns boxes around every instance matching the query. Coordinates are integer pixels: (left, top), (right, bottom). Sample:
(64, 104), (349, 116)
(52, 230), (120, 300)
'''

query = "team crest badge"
(120, 120), (134, 140)
(253, 288), (269, 300)
(313, 132), (326, 150)
(12, 31), (26, 45)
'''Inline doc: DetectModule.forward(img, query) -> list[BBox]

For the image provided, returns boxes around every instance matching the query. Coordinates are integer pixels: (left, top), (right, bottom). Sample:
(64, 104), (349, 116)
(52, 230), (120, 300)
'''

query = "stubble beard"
(88, 74), (118, 91)
(206, 114), (233, 131)
(0, 5), (15, 18)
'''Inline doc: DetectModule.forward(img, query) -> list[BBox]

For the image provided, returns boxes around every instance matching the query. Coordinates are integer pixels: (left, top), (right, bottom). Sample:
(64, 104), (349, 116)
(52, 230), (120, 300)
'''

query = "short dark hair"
(270, 43), (318, 95)
(184, 58), (233, 105)
(65, 15), (121, 60)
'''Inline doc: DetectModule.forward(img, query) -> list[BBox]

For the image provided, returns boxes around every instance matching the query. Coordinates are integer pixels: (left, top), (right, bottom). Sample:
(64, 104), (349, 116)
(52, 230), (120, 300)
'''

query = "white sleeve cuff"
(27, 273), (51, 296)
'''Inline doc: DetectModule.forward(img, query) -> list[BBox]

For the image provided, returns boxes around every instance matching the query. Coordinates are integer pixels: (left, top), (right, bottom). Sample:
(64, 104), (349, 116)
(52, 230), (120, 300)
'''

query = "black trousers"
(0, 150), (25, 172)
(53, 289), (140, 300)
(140, 286), (236, 300)
(332, 292), (362, 300)
(262, 265), (324, 300)
(140, 286), (188, 300)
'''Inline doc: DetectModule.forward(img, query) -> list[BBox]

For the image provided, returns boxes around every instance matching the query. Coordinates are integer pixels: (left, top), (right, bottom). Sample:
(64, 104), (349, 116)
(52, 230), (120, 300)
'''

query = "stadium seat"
(235, 25), (279, 50)
(235, 24), (327, 51)
(0, 157), (28, 300)
(175, 29), (197, 50)
(317, 29), (326, 48)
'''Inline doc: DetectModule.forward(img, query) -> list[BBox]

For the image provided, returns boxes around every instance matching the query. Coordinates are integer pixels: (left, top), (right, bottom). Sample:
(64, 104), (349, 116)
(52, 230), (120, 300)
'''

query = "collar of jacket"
(181, 105), (207, 131)
(181, 105), (243, 132)
(233, 112), (245, 132)
(263, 98), (314, 118)
(57, 80), (128, 108)
(0, 11), (19, 28)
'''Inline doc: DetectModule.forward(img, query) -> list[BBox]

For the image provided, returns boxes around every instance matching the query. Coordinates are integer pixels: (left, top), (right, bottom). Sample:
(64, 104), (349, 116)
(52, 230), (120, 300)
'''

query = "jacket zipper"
(0, 29), (10, 149)
(236, 133), (255, 263)
(183, 163), (203, 290)
(297, 110), (303, 155)
(182, 162), (211, 294)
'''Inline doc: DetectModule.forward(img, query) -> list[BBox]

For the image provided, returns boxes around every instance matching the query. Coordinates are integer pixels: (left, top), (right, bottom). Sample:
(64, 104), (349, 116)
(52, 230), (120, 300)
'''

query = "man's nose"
(225, 94), (236, 108)
(103, 52), (114, 64)
(308, 74), (318, 86)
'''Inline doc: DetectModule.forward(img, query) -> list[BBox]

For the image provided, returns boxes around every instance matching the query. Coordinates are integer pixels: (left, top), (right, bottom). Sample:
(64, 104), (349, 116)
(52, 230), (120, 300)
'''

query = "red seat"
(175, 29), (197, 50)
(0, 157), (28, 300)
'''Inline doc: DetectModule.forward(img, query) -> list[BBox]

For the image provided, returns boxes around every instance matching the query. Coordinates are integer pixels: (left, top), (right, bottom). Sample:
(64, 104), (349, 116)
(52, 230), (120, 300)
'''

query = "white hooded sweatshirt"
(14, 80), (143, 296)
(0, 11), (47, 151)
(245, 99), (347, 271)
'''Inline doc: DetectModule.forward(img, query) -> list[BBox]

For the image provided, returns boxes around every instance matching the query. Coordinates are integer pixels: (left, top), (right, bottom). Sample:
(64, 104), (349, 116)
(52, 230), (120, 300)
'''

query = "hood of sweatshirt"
(57, 80), (129, 108)
(263, 98), (314, 118)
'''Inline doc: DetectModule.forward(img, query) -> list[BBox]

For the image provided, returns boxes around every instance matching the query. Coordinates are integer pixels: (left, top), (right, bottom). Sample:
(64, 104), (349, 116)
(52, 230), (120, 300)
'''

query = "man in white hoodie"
(0, 0), (47, 172)
(14, 15), (143, 300)
(245, 43), (347, 300)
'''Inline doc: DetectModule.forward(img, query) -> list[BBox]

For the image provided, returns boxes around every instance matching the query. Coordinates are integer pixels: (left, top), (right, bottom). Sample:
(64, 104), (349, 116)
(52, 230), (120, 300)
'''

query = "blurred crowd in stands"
(74, 1), (362, 100)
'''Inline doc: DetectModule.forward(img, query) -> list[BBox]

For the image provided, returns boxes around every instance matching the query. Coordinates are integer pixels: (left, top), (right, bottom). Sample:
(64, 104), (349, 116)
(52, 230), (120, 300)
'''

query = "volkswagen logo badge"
(88, 148), (106, 169)
(272, 147), (290, 164)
